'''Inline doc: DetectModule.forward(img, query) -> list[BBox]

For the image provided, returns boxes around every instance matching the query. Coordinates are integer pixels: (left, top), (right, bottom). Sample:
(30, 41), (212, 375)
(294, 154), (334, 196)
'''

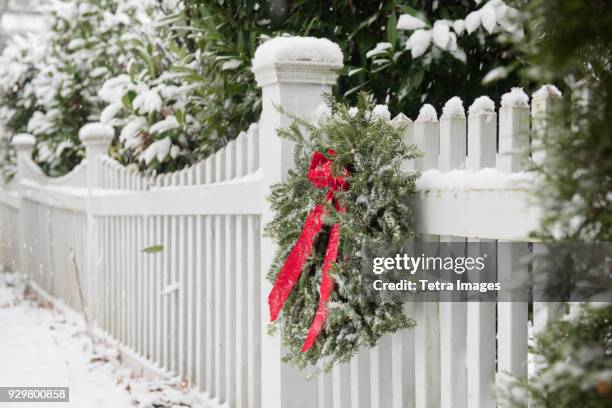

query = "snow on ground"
(0, 272), (205, 408)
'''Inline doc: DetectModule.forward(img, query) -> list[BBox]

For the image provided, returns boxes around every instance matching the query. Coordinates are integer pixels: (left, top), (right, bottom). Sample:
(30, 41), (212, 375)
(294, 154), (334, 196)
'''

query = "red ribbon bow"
(268, 149), (349, 351)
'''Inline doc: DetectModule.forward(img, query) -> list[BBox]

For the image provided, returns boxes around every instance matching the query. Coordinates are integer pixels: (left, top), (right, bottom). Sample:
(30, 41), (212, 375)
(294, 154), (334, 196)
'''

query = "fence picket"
(466, 99), (498, 408)
(496, 92), (530, 386)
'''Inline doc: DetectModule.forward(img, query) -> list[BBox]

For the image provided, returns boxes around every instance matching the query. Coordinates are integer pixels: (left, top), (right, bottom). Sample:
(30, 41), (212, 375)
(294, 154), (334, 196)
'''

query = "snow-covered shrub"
(99, 67), (202, 173)
(0, 32), (49, 181)
(0, 0), (152, 177)
(98, 4), (213, 174)
(28, 0), (152, 176)
(499, 304), (612, 407)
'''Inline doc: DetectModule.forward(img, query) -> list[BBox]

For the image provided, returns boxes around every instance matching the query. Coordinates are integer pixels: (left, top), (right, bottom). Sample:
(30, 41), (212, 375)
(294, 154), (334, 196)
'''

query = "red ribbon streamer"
(268, 150), (348, 351)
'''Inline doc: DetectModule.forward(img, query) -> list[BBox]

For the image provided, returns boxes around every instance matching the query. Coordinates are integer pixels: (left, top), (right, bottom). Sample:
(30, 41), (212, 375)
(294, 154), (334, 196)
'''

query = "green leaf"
(387, 12), (397, 47)
(175, 110), (185, 126)
(121, 90), (136, 110)
(142, 245), (164, 254)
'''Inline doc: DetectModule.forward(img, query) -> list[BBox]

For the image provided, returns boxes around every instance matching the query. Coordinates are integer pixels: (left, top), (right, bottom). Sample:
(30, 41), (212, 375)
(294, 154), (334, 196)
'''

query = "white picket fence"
(0, 37), (564, 408)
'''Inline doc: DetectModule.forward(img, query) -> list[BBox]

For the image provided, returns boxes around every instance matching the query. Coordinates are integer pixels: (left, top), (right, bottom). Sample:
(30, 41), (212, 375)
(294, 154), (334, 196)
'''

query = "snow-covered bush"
(0, 0), (152, 177)
(28, 0), (152, 176)
(97, 5), (211, 174)
(499, 304), (612, 407)
(0, 32), (49, 181)
(99, 66), (203, 173)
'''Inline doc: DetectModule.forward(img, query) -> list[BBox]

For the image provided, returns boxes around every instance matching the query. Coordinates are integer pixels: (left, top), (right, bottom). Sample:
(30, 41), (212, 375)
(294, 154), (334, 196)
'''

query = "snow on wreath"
(265, 93), (420, 370)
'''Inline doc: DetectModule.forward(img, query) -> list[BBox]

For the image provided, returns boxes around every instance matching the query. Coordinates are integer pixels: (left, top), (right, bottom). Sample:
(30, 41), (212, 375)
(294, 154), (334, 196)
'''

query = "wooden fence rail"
(0, 36), (563, 408)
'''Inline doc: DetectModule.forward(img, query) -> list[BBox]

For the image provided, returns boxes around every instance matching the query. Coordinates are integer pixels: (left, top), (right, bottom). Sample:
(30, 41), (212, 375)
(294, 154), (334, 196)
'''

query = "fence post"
(12, 133), (36, 180)
(79, 123), (113, 327)
(80, 123), (113, 189)
(252, 36), (343, 408)
(11, 133), (36, 274)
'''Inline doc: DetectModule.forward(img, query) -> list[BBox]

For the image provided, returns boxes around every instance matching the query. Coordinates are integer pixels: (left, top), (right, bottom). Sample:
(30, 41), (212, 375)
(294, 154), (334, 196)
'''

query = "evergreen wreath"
(266, 93), (419, 370)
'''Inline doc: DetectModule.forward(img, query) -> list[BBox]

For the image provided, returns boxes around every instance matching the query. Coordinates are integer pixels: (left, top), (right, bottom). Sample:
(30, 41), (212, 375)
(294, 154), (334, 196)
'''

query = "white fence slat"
(154, 216), (163, 364)
(531, 86), (561, 166)
(178, 212), (187, 376)
(195, 215), (204, 390)
(497, 105), (530, 172)
(170, 215), (179, 373)
(187, 214), (196, 383)
(317, 365), (334, 408)
(466, 115), (497, 408)
(214, 214), (225, 400)
(235, 215), (248, 406)
(466, 240), (496, 408)
(162, 215), (171, 371)
(349, 349), (370, 408)
(391, 304), (415, 408)
(224, 213), (236, 405)
(532, 243), (563, 335)
(236, 132), (247, 177)
(103, 217), (110, 332)
(223, 140), (237, 404)
(467, 110), (497, 169)
(370, 335), (393, 408)
(332, 363), (351, 408)
(247, 124), (259, 173)
(148, 216), (156, 361)
(246, 215), (260, 405)
(205, 214), (216, 396)
(497, 243), (529, 379)
(391, 113), (414, 172)
(128, 216), (134, 351)
(439, 241), (467, 408)
(413, 116), (439, 170)
(439, 114), (466, 171)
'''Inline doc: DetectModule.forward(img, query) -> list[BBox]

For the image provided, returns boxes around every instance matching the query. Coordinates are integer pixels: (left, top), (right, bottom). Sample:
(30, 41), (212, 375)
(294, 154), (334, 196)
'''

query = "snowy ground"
(0, 272), (205, 408)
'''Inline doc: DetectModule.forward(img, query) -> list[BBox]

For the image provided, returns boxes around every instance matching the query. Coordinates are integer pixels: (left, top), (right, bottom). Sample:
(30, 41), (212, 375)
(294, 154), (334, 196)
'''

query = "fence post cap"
(252, 36), (343, 87)
(12, 133), (35, 151)
(79, 122), (114, 146)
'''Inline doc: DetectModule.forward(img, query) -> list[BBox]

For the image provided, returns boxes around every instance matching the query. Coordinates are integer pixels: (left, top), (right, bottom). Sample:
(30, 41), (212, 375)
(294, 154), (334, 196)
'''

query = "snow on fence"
(0, 36), (564, 408)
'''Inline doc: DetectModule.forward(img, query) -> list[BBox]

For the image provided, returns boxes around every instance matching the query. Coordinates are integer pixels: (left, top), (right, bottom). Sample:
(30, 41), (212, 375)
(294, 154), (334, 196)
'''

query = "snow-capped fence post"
(11, 133), (35, 272)
(252, 36), (343, 408)
(12, 133), (36, 184)
(79, 123), (113, 189)
(79, 123), (113, 328)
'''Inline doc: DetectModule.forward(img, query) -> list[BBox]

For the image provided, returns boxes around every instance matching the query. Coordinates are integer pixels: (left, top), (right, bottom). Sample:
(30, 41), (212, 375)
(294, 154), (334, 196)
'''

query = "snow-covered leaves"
(405, 29), (432, 59)
(395, 0), (523, 63)
(0, 0), (153, 176)
(133, 89), (163, 115)
(397, 14), (426, 31)
(99, 72), (194, 170)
